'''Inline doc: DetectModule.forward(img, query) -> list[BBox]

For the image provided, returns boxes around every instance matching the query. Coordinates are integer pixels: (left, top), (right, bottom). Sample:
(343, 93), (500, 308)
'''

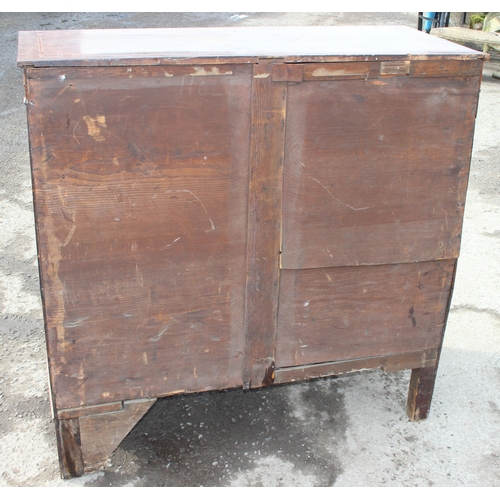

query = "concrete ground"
(0, 12), (499, 487)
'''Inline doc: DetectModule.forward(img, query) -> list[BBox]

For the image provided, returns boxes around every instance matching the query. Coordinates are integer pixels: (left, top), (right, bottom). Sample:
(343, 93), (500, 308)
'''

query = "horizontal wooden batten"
(272, 61), (405, 82)
(380, 60), (410, 76)
(302, 61), (380, 80)
(410, 59), (483, 77)
(269, 58), (483, 81)
(57, 401), (124, 420)
(274, 349), (439, 384)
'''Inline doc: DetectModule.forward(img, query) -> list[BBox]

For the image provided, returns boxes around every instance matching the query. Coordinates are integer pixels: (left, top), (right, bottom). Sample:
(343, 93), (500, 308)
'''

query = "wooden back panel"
(24, 57), (483, 408)
(26, 65), (252, 409)
(276, 260), (455, 368)
(281, 70), (480, 269)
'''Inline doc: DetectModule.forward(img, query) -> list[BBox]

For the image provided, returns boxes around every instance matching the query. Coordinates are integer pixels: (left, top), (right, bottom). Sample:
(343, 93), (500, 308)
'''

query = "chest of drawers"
(18, 26), (484, 478)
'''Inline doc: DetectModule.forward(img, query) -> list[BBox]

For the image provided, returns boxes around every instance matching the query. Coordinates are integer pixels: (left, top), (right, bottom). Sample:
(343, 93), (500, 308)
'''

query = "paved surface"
(0, 12), (499, 487)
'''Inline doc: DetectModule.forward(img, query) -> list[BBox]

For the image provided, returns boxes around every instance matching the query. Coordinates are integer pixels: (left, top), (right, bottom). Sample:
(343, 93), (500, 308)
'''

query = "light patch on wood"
(312, 68), (362, 77)
(62, 223), (76, 247)
(151, 323), (170, 342)
(254, 73), (270, 79)
(164, 72), (174, 77)
(189, 66), (233, 76)
(83, 115), (107, 142)
(380, 60), (410, 76)
(370, 80), (387, 85)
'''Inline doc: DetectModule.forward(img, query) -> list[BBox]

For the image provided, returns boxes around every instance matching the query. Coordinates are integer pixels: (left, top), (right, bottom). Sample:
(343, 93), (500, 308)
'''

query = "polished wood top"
(17, 26), (484, 67)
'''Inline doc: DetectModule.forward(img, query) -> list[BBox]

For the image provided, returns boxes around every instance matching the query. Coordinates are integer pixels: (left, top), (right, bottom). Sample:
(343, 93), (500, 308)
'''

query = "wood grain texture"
(55, 418), (84, 479)
(243, 60), (286, 388)
(17, 26), (484, 68)
(281, 72), (480, 269)
(410, 59), (483, 77)
(275, 260), (455, 368)
(26, 65), (251, 409)
(79, 399), (155, 471)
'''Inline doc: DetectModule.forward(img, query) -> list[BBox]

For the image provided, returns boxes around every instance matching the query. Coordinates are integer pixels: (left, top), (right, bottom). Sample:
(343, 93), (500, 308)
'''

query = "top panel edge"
(17, 26), (485, 67)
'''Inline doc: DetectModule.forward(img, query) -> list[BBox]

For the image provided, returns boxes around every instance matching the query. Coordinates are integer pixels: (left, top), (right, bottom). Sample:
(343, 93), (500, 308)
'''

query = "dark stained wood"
(79, 399), (155, 471)
(243, 60), (286, 389)
(281, 73), (480, 269)
(276, 260), (455, 368)
(271, 63), (304, 82)
(55, 418), (84, 479)
(407, 257), (457, 420)
(274, 349), (438, 384)
(410, 59), (483, 77)
(381, 349), (438, 373)
(406, 367), (439, 420)
(26, 65), (251, 409)
(17, 26), (484, 68)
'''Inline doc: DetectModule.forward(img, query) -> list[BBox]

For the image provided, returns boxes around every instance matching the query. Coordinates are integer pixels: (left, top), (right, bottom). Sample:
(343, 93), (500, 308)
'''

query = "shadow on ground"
(90, 379), (347, 487)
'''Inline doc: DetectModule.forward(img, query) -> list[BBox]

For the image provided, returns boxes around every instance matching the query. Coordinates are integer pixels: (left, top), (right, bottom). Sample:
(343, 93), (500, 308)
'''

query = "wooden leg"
(406, 366), (438, 421)
(55, 418), (84, 479)
(55, 398), (156, 478)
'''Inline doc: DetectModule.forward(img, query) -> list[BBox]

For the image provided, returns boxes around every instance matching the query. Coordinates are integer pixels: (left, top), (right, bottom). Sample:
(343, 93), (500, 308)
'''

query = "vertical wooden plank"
(55, 418), (84, 479)
(243, 60), (287, 388)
